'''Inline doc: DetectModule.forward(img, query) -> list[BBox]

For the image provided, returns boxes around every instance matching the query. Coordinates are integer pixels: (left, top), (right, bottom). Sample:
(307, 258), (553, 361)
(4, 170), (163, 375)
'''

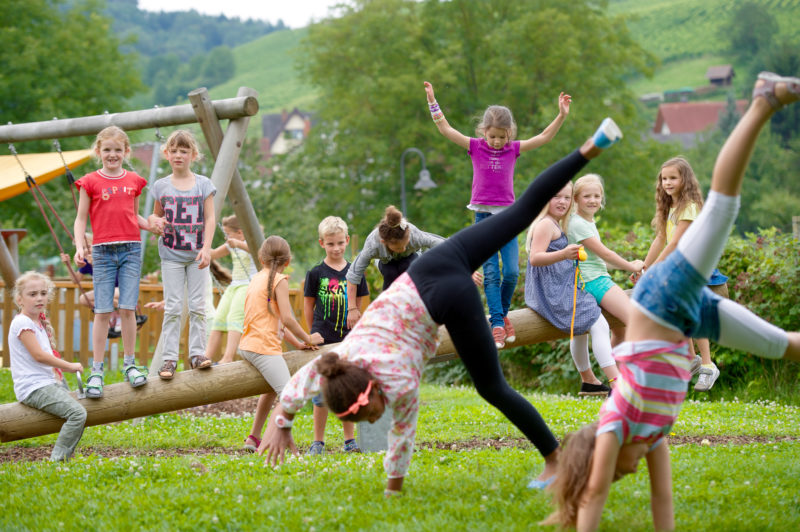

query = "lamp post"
(400, 147), (437, 216)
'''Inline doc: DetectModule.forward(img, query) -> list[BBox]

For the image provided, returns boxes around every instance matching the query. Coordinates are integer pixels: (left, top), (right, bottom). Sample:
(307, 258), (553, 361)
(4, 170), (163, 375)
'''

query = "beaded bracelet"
(429, 100), (445, 123)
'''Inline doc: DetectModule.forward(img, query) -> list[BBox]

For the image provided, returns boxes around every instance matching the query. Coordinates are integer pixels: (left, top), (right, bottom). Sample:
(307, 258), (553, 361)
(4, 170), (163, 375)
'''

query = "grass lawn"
(2, 373), (799, 530)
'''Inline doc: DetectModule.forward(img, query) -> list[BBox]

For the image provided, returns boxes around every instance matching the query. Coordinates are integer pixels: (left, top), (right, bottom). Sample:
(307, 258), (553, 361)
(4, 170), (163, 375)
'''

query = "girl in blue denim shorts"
(73, 126), (161, 398)
(546, 72), (800, 532)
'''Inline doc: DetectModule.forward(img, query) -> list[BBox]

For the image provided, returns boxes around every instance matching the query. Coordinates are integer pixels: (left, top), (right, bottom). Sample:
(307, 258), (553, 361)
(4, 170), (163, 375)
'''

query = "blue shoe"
(592, 117), (623, 148)
(343, 439), (361, 453)
(307, 441), (325, 455)
(527, 474), (556, 490)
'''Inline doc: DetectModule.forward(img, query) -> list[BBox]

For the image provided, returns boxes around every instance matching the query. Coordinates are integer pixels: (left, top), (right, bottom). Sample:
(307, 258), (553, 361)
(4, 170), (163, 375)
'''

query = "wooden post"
(0, 226), (20, 288)
(0, 96), (258, 143)
(189, 87), (264, 265)
(0, 307), (624, 442)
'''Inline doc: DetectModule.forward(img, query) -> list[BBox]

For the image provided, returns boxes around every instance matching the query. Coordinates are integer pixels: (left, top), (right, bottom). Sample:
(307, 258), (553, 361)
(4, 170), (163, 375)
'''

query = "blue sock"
(92, 361), (104, 372)
(124, 355), (135, 367)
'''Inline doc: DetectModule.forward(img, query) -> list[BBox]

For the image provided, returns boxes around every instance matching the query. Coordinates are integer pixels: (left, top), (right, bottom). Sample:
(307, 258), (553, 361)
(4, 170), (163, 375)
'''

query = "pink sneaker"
(492, 327), (506, 349)
(503, 316), (516, 343)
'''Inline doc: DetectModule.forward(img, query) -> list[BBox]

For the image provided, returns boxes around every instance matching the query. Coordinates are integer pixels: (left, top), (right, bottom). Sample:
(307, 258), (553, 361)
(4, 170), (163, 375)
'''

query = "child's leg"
(205, 330), (223, 361)
(499, 238), (520, 317)
(186, 263), (209, 362)
(240, 350), (291, 437)
(221, 332), (242, 364)
(588, 315), (619, 381)
(678, 75), (799, 279)
(160, 260), (187, 363)
(117, 242), (142, 359)
(715, 298), (790, 360)
(569, 335), (592, 373)
(342, 420), (356, 442)
(378, 253), (418, 290)
(598, 285), (631, 326)
(312, 404), (328, 442)
(221, 285), (247, 363)
(21, 384), (86, 461)
(251, 391), (277, 439)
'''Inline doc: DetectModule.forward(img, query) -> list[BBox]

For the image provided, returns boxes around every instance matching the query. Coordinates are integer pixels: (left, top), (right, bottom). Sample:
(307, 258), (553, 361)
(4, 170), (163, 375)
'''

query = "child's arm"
(303, 297), (315, 331)
(528, 222), (582, 266)
(196, 195), (215, 269)
(646, 443), (675, 532)
(283, 326), (315, 350)
(580, 235), (644, 273)
(148, 201), (166, 232)
(210, 244), (230, 260)
(424, 81), (470, 149)
(19, 331), (83, 373)
(275, 278), (324, 347)
(73, 188), (91, 266)
(648, 221), (692, 268)
(227, 237), (249, 252)
(576, 432), (620, 532)
(519, 92), (571, 152)
(134, 197), (162, 234)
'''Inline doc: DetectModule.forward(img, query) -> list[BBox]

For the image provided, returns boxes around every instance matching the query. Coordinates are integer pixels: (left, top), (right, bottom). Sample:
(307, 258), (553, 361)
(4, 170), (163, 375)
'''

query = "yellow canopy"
(0, 149), (93, 202)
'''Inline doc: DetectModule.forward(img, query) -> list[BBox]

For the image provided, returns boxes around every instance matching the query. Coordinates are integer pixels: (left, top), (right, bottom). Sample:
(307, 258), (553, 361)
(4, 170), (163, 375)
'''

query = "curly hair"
(541, 422), (599, 529)
(652, 157), (704, 237)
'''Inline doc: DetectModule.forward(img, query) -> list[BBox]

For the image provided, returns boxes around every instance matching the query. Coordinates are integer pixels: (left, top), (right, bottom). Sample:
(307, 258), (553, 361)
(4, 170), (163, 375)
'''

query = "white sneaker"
(690, 355), (702, 376)
(592, 117), (623, 148)
(694, 365), (720, 392)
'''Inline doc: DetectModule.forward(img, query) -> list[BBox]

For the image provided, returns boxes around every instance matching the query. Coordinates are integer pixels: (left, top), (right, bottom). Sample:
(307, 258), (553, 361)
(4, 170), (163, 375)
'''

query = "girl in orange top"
(239, 236), (323, 451)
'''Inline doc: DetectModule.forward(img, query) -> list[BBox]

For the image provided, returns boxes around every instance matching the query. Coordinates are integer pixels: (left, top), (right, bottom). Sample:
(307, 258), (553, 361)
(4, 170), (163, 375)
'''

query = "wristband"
(274, 414), (293, 429)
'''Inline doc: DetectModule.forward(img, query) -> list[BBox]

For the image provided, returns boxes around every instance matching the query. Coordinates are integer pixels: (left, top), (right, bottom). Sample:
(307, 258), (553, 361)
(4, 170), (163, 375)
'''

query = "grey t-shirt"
(152, 173), (217, 262)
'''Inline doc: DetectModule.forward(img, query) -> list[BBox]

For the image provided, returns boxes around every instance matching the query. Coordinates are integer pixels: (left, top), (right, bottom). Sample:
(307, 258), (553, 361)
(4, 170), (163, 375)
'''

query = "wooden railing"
(0, 280), (310, 368)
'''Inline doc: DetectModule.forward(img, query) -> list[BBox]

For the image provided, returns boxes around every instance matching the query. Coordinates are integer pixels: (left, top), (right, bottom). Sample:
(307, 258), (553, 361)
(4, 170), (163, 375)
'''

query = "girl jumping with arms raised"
(425, 81), (571, 348)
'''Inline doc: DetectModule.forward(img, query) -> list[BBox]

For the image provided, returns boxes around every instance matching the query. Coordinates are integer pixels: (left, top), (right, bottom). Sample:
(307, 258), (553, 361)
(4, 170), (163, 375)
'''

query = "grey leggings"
(22, 383), (87, 461)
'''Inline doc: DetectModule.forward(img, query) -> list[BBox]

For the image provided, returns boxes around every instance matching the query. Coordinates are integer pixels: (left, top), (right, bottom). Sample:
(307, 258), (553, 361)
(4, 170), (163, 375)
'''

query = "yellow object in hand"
(577, 245), (587, 261)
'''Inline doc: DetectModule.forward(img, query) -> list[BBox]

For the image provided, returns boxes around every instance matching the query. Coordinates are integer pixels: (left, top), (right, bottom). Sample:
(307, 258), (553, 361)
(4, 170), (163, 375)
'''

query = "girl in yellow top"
(639, 157), (728, 391)
(239, 236), (323, 451)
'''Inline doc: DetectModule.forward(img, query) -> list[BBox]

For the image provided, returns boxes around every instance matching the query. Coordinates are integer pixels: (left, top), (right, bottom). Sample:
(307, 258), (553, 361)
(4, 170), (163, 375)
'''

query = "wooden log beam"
(0, 96), (259, 143)
(0, 307), (623, 443)
(0, 224), (20, 287)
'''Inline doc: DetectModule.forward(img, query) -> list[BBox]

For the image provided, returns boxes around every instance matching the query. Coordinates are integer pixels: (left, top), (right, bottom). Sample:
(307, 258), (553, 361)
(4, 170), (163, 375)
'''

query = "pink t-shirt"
(280, 272), (439, 479)
(468, 137), (521, 206)
(75, 170), (147, 244)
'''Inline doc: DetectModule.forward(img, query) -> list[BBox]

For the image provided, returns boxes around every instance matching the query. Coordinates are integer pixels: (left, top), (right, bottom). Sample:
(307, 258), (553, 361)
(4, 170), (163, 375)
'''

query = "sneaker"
(307, 441), (325, 455)
(503, 316), (516, 343)
(592, 117), (623, 148)
(690, 355), (702, 376)
(492, 327), (506, 349)
(578, 382), (611, 397)
(694, 365), (720, 392)
(343, 439), (361, 453)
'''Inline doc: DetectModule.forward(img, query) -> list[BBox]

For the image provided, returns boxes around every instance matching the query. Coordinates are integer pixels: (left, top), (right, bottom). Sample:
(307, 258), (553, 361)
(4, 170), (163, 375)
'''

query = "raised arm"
(424, 81), (470, 149)
(519, 92), (571, 152)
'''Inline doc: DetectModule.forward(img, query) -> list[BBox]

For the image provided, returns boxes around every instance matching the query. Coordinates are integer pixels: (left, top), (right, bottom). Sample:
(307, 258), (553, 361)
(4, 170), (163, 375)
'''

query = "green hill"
(208, 29), (318, 137)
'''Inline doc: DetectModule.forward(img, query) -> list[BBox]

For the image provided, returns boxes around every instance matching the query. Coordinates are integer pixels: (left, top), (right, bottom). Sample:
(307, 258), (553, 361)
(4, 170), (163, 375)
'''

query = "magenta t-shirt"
(468, 137), (521, 206)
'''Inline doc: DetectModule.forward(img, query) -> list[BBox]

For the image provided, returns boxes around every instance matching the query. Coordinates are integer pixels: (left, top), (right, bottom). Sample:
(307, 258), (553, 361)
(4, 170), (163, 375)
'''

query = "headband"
(335, 380), (374, 418)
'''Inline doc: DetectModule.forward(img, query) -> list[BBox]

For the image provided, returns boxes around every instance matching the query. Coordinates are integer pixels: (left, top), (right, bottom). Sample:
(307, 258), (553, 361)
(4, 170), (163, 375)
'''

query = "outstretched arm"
(519, 92), (571, 152)
(577, 432), (619, 532)
(424, 81), (470, 149)
(580, 235), (644, 274)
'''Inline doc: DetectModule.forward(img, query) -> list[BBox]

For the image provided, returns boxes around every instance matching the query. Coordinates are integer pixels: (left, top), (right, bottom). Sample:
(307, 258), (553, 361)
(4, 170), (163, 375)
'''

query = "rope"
(569, 246), (587, 342)
(52, 130), (79, 210)
(217, 221), (253, 282)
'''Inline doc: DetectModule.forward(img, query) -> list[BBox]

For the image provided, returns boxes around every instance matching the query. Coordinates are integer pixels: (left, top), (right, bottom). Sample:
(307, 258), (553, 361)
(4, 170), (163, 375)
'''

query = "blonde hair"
(258, 236), (292, 316)
(573, 173), (606, 210)
(162, 129), (203, 161)
(542, 423), (599, 528)
(13, 271), (57, 350)
(525, 182), (574, 254)
(377, 205), (409, 243)
(318, 216), (349, 239)
(652, 157), (704, 237)
(221, 214), (241, 233)
(475, 105), (517, 141)
(92, 126), (130, 159)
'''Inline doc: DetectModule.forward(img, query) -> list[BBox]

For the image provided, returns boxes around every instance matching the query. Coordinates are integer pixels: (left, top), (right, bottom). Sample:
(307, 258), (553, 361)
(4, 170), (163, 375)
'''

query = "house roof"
(706, 65), (734, 80)
(653, 100), (749, 134)
(261, 108), (315, 144)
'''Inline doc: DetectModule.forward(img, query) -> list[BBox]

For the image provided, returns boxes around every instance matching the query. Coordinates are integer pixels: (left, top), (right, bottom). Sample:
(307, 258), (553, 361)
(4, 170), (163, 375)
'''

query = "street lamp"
(400, 147), (437, 216)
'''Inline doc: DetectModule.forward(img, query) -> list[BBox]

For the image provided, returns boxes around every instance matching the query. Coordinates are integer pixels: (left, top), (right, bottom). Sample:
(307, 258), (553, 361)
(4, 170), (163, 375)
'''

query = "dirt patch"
(176, 397), (260, 417)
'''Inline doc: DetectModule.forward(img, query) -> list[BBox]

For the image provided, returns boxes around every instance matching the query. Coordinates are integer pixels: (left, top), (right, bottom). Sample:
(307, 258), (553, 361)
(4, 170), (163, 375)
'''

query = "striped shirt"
(597, 340), (692, 449)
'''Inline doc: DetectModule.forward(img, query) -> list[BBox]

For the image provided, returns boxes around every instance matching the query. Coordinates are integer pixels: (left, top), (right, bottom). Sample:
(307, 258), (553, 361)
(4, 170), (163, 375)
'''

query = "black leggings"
(408, 149), (589, 457)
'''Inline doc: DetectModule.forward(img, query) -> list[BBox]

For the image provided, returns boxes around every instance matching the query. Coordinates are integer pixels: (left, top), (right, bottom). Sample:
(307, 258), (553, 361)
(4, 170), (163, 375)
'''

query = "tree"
(266, 0), (669, 263)
(719, 1), (778, 67)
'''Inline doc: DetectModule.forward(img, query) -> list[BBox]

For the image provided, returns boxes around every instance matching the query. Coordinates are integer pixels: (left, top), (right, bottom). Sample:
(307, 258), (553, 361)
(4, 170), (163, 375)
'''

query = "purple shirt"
(468, 137), (521, 206)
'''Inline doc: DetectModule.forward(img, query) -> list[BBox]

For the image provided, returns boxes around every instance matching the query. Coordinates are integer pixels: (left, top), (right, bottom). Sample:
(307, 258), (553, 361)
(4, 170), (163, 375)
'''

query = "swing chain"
(153, 106), (166, 142)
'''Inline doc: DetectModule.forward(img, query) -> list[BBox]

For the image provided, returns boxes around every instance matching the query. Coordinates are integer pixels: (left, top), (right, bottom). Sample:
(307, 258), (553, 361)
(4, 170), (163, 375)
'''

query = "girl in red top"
(73, 126), (161, 398)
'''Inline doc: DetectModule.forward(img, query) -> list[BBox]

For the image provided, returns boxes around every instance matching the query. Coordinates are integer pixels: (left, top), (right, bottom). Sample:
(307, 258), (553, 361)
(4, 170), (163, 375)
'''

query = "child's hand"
(629, 271), (642, 285)
(74, 247), (87, 266)
(629, 259), (645, 273)
(145, 300), (165, 312)
(558, 92), (572, 116)
(563, 243), (583, 260)
(424, 81), (436, 103)
(148, 214), (166, 235)
(66, 362), (83, 373)
(346, 307), (361, 329)
(60, 253), (71, 266)
(471, 271), (483, 287)
(307, 332), (324, 346)
(196, 248), (211, 269)
(227, 238), (245, 250)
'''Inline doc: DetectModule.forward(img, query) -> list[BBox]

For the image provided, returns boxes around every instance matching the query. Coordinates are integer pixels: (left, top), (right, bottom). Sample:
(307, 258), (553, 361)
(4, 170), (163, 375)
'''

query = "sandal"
(753, 72), (800, 110)
(190, 355), (213, 370)
(243, 434), (262, 453)
(85, 371), (104, 399)
(122, 364), (148, 388)
(158, 360), (178, 380)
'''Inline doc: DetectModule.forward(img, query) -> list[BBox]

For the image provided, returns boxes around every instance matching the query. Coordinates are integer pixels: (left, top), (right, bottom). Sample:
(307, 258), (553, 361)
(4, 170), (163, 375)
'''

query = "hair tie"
(389, 217), (409, 230)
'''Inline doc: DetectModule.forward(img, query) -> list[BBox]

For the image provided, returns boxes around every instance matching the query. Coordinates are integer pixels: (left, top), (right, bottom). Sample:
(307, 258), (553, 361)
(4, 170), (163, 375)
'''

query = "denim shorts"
(92, 242), (142, 313)
(583, 275), (616, 304)
(311, 393), (325, 407)
(632, 250), (723, 340)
